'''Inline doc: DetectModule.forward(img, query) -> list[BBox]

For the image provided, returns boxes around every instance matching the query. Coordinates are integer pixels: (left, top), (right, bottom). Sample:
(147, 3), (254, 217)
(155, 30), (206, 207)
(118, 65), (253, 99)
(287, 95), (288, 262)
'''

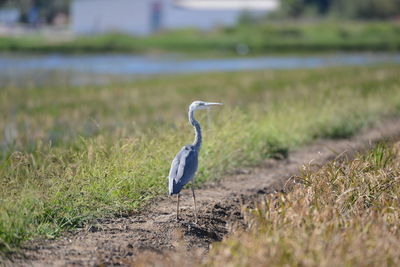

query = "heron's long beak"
(204, 102), (223, 107)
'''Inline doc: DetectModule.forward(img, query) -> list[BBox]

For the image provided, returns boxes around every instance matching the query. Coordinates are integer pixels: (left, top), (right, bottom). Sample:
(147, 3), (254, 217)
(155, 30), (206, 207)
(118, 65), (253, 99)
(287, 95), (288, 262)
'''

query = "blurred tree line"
(0, 0), (69, 24)
(278, 0), (400, 19)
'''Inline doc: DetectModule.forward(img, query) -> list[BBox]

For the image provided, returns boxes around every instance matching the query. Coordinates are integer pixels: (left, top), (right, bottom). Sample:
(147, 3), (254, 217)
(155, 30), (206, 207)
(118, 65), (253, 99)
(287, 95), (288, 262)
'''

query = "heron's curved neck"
(189, 109), (202, 149)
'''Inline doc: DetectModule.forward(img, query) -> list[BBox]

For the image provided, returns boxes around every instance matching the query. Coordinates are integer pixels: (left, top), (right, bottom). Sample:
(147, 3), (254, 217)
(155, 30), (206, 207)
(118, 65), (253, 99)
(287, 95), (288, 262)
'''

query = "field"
(205, 143), (400, 266)
(1, 64), (400, 254)
(1, 21), (400, 54)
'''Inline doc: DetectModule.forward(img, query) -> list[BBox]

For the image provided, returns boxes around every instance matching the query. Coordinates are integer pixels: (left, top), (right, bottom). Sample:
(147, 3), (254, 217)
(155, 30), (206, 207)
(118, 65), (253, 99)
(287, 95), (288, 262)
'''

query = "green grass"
(206, 143), (400, 266)
(1, 21), (400, 54)
(1, 65), (400, 253)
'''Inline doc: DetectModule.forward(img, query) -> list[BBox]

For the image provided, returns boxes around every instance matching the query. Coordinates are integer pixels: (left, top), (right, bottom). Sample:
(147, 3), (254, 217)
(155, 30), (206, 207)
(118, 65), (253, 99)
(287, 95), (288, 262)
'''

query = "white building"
(0, 8), (20, 25)
(71, 0), (279, 35)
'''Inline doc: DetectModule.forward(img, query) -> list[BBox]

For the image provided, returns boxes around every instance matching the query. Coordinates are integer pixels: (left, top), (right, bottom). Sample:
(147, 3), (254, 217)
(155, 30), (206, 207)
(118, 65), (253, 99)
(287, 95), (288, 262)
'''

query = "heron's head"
(189, 101), (223, 112)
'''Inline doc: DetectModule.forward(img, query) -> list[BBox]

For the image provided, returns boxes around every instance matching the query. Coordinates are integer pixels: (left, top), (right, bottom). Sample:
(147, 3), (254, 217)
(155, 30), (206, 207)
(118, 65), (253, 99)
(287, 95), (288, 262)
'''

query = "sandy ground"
(6, 118), (400, 267)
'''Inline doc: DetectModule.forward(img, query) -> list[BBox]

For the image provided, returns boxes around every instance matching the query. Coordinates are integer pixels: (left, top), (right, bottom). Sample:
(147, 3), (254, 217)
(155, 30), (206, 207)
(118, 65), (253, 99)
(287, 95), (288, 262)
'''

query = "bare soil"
(7, 118), (400, 267)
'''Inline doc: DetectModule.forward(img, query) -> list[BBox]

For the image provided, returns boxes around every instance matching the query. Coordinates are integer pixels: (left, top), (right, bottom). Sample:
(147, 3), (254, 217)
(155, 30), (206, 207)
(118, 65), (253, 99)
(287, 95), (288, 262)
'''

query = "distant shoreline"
(1, 21), (399, 55)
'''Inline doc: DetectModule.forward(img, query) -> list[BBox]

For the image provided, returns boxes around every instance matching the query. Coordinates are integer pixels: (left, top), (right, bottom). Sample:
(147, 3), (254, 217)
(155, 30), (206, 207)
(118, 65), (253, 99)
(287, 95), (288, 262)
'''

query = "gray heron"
(168, 101), (222, 222)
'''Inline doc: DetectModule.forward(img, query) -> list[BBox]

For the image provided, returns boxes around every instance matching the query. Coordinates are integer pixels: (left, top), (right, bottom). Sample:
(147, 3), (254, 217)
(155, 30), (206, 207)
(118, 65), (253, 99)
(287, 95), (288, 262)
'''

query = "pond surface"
(1, 53), (400, 85)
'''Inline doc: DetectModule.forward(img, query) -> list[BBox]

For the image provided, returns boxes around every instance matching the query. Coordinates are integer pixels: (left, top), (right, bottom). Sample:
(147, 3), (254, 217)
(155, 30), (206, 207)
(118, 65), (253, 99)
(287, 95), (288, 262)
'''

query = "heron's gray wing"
(168, 146), (198, 195)
(168, 146), (189, 180)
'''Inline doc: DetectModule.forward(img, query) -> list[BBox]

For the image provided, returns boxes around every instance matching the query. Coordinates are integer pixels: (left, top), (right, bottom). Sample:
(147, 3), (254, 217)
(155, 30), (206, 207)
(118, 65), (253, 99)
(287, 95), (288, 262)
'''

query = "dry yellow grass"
(206, 143), (400, 266)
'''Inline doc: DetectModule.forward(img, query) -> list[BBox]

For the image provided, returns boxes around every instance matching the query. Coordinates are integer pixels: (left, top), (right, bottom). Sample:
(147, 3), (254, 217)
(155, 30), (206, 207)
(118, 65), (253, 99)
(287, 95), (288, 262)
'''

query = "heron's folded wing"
(168, 147), (190, 182)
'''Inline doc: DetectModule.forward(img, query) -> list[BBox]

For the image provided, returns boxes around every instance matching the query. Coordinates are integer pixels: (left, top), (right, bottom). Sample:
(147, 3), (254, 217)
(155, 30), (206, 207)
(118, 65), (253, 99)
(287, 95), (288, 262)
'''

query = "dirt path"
(9, 118), (400, 267)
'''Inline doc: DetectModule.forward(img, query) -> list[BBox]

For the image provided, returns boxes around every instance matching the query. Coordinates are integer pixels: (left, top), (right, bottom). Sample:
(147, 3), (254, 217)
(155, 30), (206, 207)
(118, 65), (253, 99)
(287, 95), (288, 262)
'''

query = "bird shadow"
(180, 221), (221, 241)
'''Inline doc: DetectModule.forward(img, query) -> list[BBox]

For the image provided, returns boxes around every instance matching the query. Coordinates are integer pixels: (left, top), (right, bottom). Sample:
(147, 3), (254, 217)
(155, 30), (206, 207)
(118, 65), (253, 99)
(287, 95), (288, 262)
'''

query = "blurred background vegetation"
(275, 0), (400, 19)
(0, 0), (399, 54)
(0, 0), (69, 24)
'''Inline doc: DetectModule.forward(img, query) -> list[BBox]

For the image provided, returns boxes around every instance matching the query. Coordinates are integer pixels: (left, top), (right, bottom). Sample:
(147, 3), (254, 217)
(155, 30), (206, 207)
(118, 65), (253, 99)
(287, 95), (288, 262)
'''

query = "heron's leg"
(191, 181), (198, 223)
(176, 194), (180, 221)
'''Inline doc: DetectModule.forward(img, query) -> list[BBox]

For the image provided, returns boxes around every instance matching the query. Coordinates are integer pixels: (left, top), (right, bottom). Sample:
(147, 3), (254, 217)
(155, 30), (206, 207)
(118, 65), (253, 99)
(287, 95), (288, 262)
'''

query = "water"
(1, 53), (400, 85)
